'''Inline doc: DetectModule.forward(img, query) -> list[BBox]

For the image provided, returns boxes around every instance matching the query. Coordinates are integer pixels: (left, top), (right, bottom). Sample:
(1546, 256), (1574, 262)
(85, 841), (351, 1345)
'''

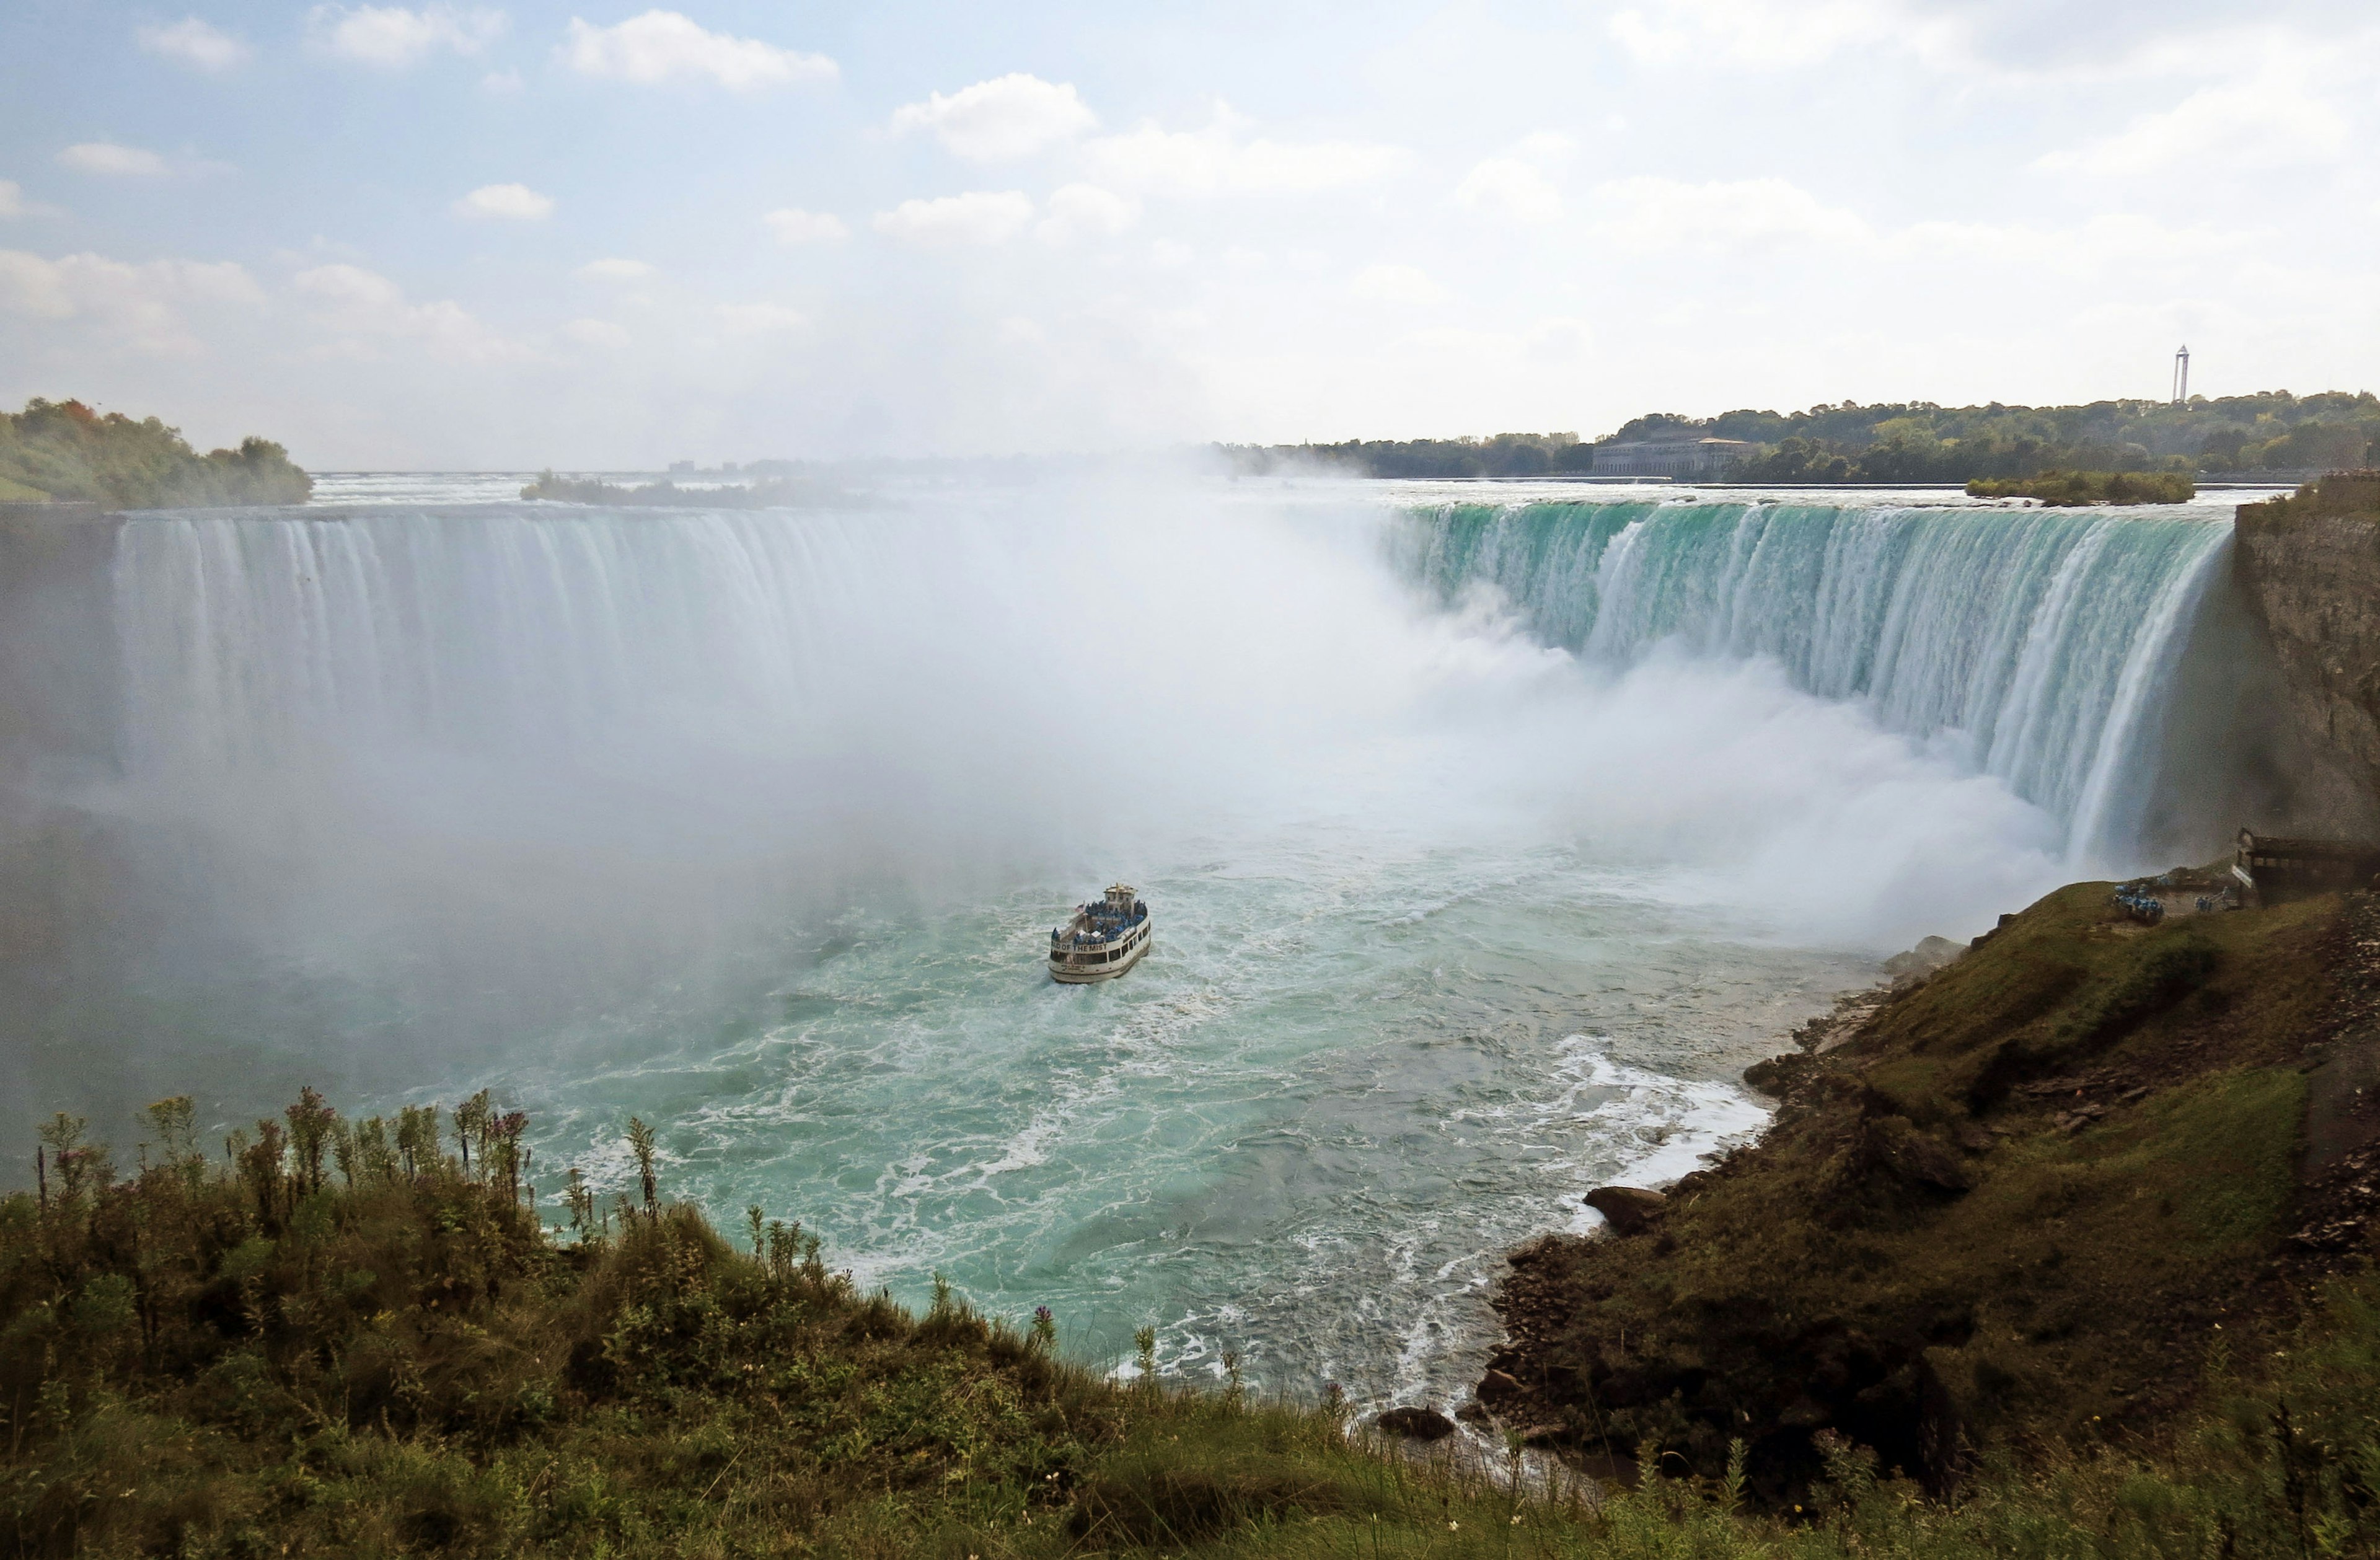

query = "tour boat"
(1049, 884), (1152, 983)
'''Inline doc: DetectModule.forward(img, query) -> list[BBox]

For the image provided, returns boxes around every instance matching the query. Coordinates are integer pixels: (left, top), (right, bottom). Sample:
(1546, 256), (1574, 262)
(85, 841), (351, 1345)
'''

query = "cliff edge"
(2234, 470), (2380, 834)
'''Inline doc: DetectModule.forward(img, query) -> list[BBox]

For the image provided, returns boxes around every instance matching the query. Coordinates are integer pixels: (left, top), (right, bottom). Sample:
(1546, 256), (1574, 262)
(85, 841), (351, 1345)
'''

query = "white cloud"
(137, 17), (252, 72)
(1608, 0), (1965, 71)
(2035, 73), (2350, 177)
(1083, 105), (1410, 196)
(0, 249), (262, 353)
(576, 257), (656, 280)
(871, 190), (1034, 246)
(1588, 175), (1872, 250)
(59, 143), (172, 178)
(562, 11), (835, 90)
(764, 208), (850, 245)
(1036, 183), (1139, 244)
(0, 183), (23, 219)
(1527, 316), (1593, 362)
(1456, 138), (1574, 223)
(295, 262), (526, 361)
(891, 74), (1096, 161)
(309, 4), (505, 66)
(1349, 263), (1449, 306)
(455, 183), (554, 219)
(564, 317), (630, 347)
(718, 302), (808, 333)
(482, 67), (524, 92)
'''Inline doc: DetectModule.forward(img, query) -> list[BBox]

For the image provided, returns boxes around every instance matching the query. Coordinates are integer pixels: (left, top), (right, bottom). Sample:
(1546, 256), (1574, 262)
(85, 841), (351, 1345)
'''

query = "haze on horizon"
(1, 0), (2373, 469)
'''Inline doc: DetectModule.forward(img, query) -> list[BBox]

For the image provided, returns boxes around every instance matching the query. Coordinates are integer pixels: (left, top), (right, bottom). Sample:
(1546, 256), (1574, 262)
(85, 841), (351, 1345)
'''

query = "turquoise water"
(79, 478), (2255, 1414)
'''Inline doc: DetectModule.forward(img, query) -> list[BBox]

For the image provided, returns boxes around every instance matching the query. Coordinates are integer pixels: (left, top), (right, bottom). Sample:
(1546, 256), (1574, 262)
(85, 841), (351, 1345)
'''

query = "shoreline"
(1442, 875), (2374, 1504)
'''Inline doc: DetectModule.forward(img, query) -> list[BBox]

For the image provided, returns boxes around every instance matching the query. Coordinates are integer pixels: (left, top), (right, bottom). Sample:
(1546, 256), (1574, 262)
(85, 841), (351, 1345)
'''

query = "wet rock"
(1585, 1186), (1669, 1235)
(1478, 1368), (1523, 1403)
(1375, 1406), (1457, 1441)
(1455, 1400), (1491, 1424)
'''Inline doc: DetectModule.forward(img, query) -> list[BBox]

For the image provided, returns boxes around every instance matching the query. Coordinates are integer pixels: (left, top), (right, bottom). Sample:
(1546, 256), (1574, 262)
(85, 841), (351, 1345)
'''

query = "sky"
(1, 0), (2374, 467)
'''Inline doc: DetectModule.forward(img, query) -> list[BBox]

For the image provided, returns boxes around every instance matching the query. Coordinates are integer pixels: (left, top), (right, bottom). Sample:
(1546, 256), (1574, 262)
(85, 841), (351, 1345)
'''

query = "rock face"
(1582, 1186), (1667, 1235)
(1373, 1406), (1456, 1441)
(1882, 936), (1964, 982)
(2234, 475), (2380, 835)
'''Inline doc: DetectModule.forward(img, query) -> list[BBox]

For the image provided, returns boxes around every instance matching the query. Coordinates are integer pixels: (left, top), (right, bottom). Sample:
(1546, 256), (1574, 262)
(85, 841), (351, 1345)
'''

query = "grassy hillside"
(1481, 879), (2380, 1519)
(0, 398), (311, 508)
(9, 896), (2380, 1556)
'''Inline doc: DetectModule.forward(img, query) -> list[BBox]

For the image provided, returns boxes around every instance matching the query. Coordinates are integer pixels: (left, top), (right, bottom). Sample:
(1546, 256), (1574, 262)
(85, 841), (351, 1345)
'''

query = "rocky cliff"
(2233, 472), (2380, 835)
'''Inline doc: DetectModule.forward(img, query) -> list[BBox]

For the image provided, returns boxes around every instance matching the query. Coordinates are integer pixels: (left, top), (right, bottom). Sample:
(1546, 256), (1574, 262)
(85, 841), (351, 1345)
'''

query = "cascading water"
(10, 478), (2278, 1416)
(1394, 499), (2245, 867)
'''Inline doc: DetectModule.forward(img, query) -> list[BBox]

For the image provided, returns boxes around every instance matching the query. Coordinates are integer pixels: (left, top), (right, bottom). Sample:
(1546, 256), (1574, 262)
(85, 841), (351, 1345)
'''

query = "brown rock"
(1478, 1368), (1522, 1403)
(1375, 1406), (1457, 1441)
(1584, 1186), (1668, 1234)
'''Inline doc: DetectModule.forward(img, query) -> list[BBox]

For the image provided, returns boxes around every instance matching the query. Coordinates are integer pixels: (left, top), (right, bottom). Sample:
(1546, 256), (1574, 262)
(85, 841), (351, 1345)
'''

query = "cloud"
(891, 74), (1096, 161)
(454, 182), (554, 219)
(1457, 136), (1574, 223)
(58, 143), (172, 178)
(294, 262), (526, 361)
(1082, 105), (1410, 196)
(0, 183), (22, 219)
(1607, 0), (1965, 71)
(2035, 73), (2350, 176)
(1036, 183), (1139, 244)
(718, 302), (807, 334)
(563, 317), (629, 347)
(764, 208), (849, 245)
(871, 190), (1034, 246)
(576, 257), (656, 280)
(0, 249), (262, 353)
(309, 4), (505, 66)
(562, 11), (835, 89)
(137, 17), (252, 72)
(1587, 175), (1872, 250)
(1349, 262), (1448, 306)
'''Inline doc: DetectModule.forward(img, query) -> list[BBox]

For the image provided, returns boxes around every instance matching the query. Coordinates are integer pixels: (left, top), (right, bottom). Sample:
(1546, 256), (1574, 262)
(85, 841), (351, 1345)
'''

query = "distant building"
(1591, 438), (1753, 480)
(668, 460), (696, 475)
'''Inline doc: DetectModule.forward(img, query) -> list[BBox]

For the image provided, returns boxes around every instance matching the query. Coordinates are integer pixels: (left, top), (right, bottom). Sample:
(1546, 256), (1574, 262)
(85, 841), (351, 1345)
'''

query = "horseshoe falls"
(7, 479), (2278, 1421)
(1395, 498), (2265, 868)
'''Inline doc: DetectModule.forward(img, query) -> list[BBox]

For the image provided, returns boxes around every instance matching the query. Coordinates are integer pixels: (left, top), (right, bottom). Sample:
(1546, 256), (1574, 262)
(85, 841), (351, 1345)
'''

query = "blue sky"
(1, 0), (2373, 465)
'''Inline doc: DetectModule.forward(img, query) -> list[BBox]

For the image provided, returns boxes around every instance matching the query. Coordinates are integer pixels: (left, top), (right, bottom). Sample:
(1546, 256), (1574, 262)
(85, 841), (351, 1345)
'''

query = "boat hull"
(1049, 932), (1152, 983)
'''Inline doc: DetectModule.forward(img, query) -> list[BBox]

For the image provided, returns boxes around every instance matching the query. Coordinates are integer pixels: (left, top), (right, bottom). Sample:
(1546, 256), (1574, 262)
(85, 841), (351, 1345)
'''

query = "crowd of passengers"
(1051, 899), (1149, 945)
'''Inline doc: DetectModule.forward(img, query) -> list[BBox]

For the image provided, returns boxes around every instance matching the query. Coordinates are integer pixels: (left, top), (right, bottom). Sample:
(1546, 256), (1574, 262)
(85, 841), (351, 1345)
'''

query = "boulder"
(1375, 1406), (1457, 1441)
(1477, 1367), (1523, 1403)
(1584, 1186), (1668, 1235)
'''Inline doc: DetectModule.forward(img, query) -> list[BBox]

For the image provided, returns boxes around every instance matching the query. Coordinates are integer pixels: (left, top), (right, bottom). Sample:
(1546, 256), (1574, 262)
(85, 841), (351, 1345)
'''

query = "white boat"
(1049, 884), (1152, 983)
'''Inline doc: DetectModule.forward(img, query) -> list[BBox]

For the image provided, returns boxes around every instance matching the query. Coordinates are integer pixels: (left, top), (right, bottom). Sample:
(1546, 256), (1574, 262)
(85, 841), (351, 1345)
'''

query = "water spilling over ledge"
(1394, 498), (2277, 869)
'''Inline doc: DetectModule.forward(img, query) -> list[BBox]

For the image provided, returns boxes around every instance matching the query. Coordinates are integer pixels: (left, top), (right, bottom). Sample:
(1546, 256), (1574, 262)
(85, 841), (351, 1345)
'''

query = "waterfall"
(1393, 500), (2242, 866)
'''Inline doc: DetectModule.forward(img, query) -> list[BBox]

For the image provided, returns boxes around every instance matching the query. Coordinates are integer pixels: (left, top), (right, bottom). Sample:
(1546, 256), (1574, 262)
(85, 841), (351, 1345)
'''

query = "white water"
(61, 475), (2260, 1412)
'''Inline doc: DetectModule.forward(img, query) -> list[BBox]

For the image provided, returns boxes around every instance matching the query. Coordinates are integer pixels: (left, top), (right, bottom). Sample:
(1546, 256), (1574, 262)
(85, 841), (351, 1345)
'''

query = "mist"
(0, 479), (2123, 1148)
